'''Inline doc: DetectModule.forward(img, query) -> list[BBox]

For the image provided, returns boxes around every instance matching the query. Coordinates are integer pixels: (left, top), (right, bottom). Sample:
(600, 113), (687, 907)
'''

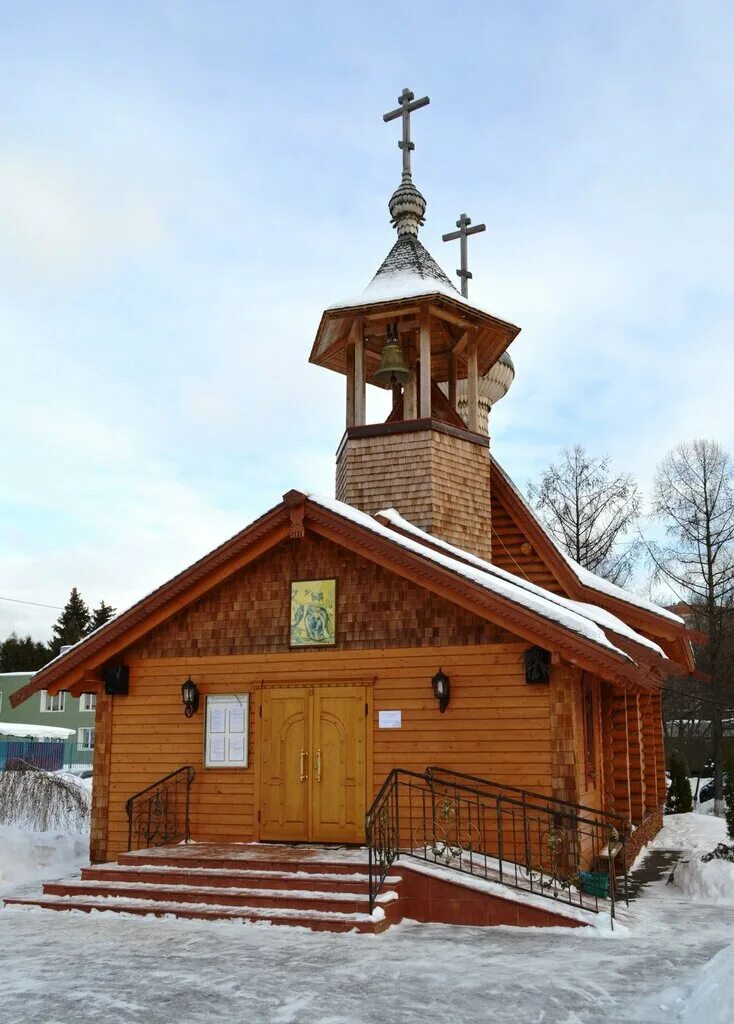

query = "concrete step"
(3, 894), (390, 933)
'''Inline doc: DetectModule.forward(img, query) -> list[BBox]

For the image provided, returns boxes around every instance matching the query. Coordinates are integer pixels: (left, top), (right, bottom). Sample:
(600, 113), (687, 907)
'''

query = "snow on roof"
(493, 460), (685, 626)
(376, 508), (665, 658)
(308, 494), (633, 661)
(327, 269), (466, 312)
(0, 722), (74, 739)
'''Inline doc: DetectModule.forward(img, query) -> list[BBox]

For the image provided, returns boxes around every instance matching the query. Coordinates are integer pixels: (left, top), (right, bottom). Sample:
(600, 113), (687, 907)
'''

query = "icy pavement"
(0, 875), (732, 1024)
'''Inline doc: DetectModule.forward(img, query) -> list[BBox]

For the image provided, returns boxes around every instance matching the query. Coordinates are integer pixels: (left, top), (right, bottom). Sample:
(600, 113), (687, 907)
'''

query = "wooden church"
(9, 90), (695, 931)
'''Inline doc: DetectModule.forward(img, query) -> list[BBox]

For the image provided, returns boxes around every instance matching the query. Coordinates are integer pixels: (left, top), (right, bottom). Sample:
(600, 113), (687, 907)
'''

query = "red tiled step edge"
(117, 852), (373, 875)
(41, 880), (402, 920)
(3, 895), (390, 933)
(81, 864), (396, 894)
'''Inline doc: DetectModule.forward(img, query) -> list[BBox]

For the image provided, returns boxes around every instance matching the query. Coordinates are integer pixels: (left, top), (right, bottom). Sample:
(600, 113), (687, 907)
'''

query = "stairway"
(2, 844), (402, 934)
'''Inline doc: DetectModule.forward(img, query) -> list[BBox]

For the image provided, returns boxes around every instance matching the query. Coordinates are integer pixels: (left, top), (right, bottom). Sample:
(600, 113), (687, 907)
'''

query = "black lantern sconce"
(181, 677), (200, 718)
(431, 668), (451, 713)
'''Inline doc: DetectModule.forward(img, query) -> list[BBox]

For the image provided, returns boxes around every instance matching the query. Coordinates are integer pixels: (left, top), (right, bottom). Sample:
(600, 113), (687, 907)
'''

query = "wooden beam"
(419, 306), (431, 418)
(346, 338), (355, 427)
(448, 350), (458, 411)
(451, 330), (468, 355)
(353, 319), (365, 426)
(428, 302), (474, 330)
(467, 329), (479, 432)
(403, 331), (417, 420)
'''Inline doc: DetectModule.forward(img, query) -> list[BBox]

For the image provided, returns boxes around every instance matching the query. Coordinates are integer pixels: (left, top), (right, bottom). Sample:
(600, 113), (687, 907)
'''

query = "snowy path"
(2, 812), (733, 1024)
(1, 877), (733, 1024)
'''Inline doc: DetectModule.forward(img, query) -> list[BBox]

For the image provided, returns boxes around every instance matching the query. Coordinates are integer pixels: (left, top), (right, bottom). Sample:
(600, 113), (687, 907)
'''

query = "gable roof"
(11, 492), (677, 710)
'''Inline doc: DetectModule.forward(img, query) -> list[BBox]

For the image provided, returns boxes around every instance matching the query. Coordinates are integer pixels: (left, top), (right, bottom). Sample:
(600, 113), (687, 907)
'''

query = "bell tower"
(308, 89), (521, 561)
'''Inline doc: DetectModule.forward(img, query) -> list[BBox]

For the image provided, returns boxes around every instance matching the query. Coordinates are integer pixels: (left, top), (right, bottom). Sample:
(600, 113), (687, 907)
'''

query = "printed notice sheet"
(205, 694), (249, 767)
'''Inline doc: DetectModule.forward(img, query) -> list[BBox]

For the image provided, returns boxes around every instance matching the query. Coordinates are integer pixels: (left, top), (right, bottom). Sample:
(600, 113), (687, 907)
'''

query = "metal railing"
(126, 766), (195, 851)
(366, 767), (630, 919)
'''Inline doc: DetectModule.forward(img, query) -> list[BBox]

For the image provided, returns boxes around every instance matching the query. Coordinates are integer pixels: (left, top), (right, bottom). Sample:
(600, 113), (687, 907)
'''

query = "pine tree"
(666, 752), (693, 814)
(48, 588), (91, 656)
(88, 601), (116, 633)
(0, 633), (51, 671)
(724, 750), (734, 841)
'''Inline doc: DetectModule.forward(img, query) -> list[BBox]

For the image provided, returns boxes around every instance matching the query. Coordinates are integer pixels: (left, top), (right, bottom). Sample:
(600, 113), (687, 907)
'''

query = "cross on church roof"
(442, 213), (486, 298)
(383, 88), (430, 181)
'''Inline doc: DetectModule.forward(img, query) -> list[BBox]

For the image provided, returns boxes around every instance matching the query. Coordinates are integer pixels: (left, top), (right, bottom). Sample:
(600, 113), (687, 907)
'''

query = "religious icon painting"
(290, 579), (337, 647)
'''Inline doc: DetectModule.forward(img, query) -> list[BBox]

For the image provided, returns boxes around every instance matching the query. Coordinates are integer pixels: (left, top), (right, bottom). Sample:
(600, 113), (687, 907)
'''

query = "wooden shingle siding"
(129, 533), (516, 660)
(336, 427), (493, 561)
(101, 642), (549, 860)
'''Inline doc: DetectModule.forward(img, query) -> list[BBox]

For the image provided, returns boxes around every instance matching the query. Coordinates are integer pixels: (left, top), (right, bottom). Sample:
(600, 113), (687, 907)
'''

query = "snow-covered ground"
(1, 813), (733, 1024)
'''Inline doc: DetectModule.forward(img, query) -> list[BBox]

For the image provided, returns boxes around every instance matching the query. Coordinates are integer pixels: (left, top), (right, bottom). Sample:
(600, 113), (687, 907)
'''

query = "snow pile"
(673, 845), (734, 906)
(679, 942), (734, 1024)
(0, 826), (88, 895)
(647, 811), (727, 854)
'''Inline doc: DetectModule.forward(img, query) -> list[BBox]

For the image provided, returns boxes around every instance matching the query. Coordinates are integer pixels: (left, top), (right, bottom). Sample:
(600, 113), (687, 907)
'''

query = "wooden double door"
(260, 686), (367, 843)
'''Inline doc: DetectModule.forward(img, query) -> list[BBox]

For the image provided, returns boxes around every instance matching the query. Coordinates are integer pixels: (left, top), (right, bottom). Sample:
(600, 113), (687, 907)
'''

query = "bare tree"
(528, 445), (642, 585)
(649, 439), (734, 813)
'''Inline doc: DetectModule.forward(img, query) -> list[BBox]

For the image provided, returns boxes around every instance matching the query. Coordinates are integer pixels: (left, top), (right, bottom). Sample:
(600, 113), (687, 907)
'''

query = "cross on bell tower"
(442, 213), (486, 298)
(383, 88), (430, 181)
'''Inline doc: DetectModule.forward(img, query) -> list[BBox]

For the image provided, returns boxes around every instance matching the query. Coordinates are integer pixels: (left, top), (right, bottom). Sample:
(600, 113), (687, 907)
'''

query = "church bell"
(373, 323), (411, 388)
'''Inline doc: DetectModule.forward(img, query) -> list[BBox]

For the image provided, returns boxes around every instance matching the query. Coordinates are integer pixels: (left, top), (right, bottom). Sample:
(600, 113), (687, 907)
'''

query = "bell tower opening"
(308, 89), (521, 562)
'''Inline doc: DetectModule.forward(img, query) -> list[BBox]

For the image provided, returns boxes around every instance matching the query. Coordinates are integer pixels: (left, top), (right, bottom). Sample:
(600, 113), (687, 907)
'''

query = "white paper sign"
(205, 695), (249, 767)
(228, 735), (245, 761)
(209, 707), (226, 733)
(208, 735), (226, 761)
(378, 710), (402, 729)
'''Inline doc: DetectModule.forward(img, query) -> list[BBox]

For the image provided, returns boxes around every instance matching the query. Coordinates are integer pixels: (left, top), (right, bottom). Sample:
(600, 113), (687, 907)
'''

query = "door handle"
(315, 749), (321, 783)
(300, 749), (308, 782)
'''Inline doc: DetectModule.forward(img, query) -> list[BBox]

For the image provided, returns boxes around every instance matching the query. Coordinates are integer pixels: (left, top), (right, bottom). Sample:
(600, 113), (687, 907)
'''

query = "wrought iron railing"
(366, 767), (630, 920)
(126, 766), (195, 851)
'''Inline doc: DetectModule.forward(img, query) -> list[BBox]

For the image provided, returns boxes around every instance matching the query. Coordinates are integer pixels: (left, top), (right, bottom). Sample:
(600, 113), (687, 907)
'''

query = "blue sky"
(1, 1), (733, 640)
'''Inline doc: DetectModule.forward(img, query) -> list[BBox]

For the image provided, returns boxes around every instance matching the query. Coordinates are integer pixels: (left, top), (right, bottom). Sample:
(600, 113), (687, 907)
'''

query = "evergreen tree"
(0, 633), (50, 671)
(666, 752), (693, 814)
(89, 601), (116, 633)
(724, 750), (734, 841)
(48, 588), (91, 656)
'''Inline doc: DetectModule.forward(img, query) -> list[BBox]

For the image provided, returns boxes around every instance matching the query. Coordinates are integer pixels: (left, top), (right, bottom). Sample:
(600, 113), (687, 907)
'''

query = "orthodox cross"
(383, 88), (430, 179)
(442, 213), (486, 298)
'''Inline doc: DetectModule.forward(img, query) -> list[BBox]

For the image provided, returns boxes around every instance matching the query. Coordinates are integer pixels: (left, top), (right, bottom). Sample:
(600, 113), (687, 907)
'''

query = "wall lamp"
(431, 668), (451, 713)
(181, 677), (200, 718)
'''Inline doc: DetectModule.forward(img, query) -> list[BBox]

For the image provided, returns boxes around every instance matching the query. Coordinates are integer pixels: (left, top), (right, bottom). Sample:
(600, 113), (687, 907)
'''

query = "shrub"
(0, 763), (90, 832)
(666, 752), (693, 814)
(701, 843), (734, 863)
(724, 751), (734, 840)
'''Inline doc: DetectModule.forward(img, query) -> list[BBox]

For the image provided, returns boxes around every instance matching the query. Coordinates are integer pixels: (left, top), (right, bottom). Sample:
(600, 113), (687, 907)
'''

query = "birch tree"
(528, 445), (642, 585)
(650, 439), (734, 813)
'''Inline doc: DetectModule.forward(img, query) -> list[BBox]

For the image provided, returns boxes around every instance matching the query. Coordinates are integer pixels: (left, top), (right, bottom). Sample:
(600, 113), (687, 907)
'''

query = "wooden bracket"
(283, 490), (307, 539)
